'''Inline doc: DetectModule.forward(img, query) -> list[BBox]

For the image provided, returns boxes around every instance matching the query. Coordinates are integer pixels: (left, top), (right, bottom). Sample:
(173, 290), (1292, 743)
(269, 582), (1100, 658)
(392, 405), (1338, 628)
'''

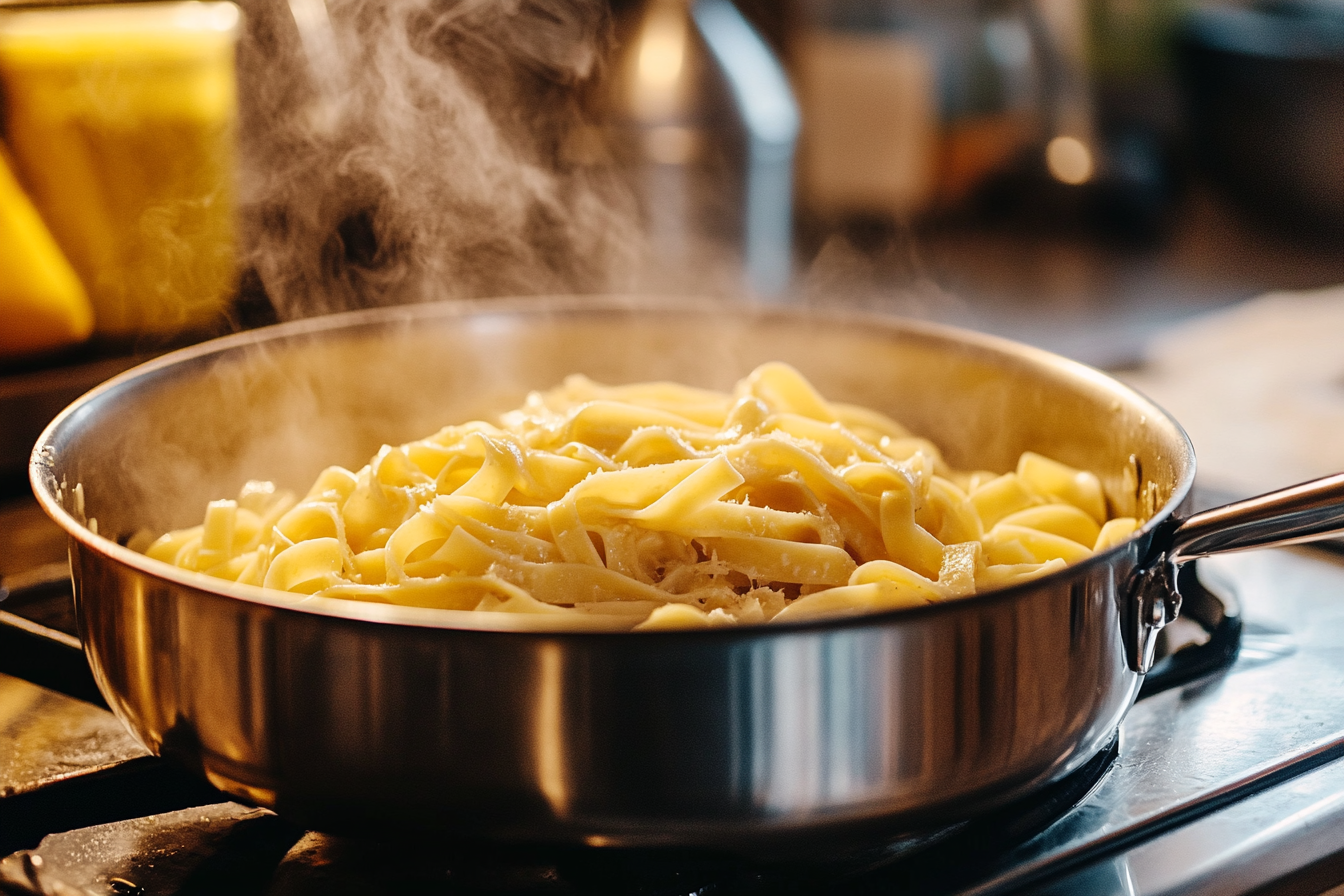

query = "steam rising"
(801, 228), (968, 322)
(235, 0), (642, 319)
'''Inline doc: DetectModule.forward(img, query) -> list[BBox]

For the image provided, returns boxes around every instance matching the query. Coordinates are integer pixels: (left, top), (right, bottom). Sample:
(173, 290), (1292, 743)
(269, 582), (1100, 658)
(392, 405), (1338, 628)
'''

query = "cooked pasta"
(144, 363), (1137, 629)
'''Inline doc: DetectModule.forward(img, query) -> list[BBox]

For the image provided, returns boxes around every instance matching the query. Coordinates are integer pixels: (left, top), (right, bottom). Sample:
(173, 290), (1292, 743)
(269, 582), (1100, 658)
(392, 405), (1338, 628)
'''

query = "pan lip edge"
(31, 295), (1194, 637)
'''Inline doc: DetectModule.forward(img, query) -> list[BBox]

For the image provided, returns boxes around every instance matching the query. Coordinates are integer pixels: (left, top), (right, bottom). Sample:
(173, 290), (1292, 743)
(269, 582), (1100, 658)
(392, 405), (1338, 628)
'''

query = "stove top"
(3, 530), (1344, 894)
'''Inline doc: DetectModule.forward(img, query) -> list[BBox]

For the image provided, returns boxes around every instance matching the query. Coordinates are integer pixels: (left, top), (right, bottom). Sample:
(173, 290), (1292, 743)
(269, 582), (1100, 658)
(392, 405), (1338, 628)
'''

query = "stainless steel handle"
(1127, 472), (1344, 675)
(1170, 473), (1344, 565)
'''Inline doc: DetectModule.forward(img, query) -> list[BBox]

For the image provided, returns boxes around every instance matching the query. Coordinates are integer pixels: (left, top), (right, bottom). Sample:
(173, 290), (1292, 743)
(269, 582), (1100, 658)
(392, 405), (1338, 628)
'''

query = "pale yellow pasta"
(145, 362), (1139, 629)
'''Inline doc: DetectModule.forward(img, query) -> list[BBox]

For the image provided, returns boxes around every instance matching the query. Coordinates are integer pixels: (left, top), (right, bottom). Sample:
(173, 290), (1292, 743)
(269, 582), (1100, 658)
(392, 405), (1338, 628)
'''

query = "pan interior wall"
(49, 306), (1188, 538)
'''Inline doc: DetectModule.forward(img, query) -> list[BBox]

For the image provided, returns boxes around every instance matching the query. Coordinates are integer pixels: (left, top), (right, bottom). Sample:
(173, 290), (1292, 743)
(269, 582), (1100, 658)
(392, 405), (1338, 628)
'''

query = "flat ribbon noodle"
(145, 363), (1136, 628)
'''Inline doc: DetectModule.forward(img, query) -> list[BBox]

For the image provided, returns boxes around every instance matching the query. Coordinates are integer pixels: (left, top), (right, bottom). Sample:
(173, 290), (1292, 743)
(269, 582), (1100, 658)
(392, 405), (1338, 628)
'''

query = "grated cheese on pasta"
(144, 363), (1137, 629)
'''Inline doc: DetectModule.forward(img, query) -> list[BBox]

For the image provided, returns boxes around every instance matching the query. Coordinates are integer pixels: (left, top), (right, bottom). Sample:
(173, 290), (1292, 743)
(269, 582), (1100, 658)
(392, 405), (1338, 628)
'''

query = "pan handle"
(1169, 472), (1344, 563)
(1128, 472), (1344, 675)
(1137, 563), (1242, 699)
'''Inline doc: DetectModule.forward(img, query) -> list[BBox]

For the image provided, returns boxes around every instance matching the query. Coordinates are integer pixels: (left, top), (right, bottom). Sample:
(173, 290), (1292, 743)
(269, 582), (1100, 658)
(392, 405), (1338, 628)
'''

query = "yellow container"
(0, 2), (240, 338)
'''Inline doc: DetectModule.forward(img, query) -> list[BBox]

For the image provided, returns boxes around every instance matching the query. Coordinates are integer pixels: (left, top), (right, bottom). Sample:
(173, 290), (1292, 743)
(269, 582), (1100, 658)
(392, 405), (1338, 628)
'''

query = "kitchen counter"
(797, 184), (1344, 370)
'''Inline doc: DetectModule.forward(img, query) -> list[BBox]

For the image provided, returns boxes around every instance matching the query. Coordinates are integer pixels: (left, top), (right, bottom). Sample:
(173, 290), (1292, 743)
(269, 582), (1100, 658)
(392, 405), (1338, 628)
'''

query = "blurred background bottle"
(788, 0), (1178, 238)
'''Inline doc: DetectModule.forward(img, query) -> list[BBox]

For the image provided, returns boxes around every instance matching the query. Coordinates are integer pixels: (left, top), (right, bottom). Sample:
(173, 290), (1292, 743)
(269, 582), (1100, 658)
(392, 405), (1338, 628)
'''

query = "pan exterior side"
(72, 537), (1141, 845)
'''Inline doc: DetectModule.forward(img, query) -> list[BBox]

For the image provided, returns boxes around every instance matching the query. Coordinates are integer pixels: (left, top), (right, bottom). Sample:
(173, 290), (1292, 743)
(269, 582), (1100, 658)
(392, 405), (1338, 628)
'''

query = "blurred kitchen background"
(1, 0), (1342, 519)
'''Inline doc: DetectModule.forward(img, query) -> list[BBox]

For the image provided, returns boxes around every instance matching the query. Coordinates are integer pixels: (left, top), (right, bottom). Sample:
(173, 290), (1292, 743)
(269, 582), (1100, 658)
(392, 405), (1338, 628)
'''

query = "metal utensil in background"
(694, 0), (799, 297)
(285, 0), (347, 135)
(599, 0), (798, 298)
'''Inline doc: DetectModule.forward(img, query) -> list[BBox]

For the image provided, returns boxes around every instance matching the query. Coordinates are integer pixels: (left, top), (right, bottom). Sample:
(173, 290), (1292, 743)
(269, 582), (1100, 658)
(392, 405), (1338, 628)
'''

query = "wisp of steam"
(235, 0), (643, 320)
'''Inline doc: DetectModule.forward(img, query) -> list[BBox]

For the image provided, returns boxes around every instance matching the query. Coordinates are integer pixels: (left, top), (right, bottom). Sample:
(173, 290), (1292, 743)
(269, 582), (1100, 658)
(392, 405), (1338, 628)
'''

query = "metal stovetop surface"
(961, 547), (1344, 895)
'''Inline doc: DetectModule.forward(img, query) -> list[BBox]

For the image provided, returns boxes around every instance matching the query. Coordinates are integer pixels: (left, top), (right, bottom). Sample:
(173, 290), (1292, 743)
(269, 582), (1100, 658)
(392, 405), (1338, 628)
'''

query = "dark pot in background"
(1178, 0), (1344, 239)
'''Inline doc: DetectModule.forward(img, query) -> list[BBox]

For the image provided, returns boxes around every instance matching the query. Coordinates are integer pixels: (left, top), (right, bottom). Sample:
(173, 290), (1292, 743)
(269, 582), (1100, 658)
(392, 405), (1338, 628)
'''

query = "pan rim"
(30, 294), (1196, 637)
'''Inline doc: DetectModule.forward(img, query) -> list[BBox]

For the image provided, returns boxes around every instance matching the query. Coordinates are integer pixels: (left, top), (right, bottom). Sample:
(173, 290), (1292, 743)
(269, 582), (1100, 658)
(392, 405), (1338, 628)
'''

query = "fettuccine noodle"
(144, 363), (1137, 629)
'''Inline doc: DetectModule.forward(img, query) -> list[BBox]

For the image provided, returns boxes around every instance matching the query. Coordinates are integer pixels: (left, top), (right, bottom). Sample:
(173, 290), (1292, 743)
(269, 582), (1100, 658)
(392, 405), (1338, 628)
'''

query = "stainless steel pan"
(28, 296), (1344, 849)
